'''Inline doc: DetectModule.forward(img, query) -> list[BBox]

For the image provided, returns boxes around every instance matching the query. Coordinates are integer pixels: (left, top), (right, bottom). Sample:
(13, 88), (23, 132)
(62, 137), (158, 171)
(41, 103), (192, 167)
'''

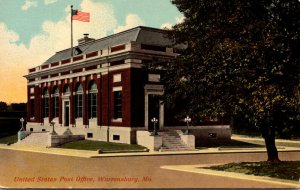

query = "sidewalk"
(232, 134), (300, 147)
(1, 139), (300, 158)
(161, 164), (300, 188)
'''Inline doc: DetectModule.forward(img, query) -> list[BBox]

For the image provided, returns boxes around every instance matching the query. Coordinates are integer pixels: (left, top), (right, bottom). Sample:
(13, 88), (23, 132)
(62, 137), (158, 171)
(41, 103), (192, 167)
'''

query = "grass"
(198, 139), (265, 149)
(204, 161), (300, 181)
(59, 140), (147, 151)
(0, 134), (18, 144)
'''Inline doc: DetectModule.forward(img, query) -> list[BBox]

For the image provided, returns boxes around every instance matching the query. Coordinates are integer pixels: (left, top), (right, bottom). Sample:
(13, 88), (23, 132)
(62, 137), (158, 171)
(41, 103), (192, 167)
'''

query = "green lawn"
(218, 139), (265, 148)
(204, 161), (300, 181)
(0, 134), (18, 144)
(198, 139), (265, 149)
(59, 140), (147, 151)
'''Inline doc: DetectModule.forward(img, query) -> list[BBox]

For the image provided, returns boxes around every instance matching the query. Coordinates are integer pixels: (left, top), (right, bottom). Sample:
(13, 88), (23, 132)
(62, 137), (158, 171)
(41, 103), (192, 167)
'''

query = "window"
(75, 84), (83, 118)
(52, 87), (59, 118)
(113, 135), (120, 141)
(63, 85), (70, 95)
(87, 133), (93, 138)
(30, 99), (35, 117)
(111, 44), (125, 53)
(113, 91), (122, 119)
(88, 81), (97, 119)
(44, 89), (49, 118)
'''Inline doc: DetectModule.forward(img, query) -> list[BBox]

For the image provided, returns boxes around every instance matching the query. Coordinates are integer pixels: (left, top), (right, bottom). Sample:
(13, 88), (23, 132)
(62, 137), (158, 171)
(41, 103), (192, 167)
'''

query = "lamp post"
(19, 118), (25, 131)
(151, 117), (158, 136)
(50, 120), (57, 135)
(184, 115), (191, 135)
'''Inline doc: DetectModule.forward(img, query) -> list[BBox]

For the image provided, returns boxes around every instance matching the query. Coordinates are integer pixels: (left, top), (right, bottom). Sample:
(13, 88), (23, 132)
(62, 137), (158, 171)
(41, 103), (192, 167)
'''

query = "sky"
(0, 0), (183, 104)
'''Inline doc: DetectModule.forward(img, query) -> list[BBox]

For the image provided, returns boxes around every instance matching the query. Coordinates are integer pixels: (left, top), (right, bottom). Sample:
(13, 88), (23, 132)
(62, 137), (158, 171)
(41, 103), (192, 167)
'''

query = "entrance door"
(64, 101), (70, 127)
(148, 94), (160, 131)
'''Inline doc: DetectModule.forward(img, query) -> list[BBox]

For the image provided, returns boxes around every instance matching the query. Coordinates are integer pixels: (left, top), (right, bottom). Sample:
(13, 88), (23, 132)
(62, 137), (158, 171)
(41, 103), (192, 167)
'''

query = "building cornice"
(27, 62), (142, 86)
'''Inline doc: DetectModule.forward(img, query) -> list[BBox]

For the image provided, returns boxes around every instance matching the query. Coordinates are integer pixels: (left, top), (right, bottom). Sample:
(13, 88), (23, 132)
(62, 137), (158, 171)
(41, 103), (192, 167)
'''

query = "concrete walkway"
(232, 134), (300, 147)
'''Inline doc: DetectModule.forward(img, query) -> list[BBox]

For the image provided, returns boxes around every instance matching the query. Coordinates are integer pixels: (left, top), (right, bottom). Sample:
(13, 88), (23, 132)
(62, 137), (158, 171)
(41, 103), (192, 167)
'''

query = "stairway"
(17, 132), (49, 146)
(158, 130), (195, 151)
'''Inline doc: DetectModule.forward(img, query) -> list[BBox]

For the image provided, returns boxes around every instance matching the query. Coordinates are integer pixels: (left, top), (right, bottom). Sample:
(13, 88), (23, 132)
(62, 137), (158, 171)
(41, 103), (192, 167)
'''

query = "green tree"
(153, 0), (299, 162)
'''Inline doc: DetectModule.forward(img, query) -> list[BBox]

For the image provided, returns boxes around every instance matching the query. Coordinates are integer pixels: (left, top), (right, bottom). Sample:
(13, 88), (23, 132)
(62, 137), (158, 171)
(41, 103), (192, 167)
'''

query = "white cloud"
(0, 0), (118, 103)
(160, 15), (185, 29)
(21, 0), (37, 11)
(44, 0), (58, 5)
(176, 15), (185, 24)
(29, 0), (118, 57)
(160, 22), (173, 29)
(113, 14), (144, 33)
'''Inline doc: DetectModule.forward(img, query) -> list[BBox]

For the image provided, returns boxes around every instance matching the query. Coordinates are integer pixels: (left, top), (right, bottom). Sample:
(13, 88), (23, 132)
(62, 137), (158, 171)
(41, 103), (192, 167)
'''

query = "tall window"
(88, 81), (97, 119)
(75, 84), (83, 118)
(113, 91), (122, 119)
(30, 99), (35, 118)
(52, 87), (59, 118)
(44, 89), (49, 118)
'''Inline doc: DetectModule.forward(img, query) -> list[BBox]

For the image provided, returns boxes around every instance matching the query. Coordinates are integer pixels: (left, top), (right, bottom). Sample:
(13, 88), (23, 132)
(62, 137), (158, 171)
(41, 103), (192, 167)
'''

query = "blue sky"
(0, 0), (183, 103)
(0, 0), (182, 47)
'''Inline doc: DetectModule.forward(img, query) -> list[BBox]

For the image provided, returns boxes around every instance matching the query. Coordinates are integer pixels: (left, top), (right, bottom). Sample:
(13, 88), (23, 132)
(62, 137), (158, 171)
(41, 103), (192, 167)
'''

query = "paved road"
(0, 149), (299, 188)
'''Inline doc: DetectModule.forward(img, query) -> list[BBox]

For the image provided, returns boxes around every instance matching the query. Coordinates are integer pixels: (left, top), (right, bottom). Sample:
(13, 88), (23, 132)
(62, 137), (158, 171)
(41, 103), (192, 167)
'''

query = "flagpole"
(71, 5), (73, 57)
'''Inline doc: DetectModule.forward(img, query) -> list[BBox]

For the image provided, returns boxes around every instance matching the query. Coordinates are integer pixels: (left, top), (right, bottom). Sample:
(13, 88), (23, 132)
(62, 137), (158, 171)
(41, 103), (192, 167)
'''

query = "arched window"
(52, 87), (59, 118)
(75, 83), (83, 118)
(88, 81), (97, 119)
(63, 85), (70, 95)
(43, 89), (49, 118)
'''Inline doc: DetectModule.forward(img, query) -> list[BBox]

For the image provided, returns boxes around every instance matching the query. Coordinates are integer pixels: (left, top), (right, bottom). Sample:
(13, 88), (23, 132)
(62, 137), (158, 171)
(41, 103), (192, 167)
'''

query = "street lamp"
(19, 118), (25, 131)
(151, 117), (158, 136)
(50, 120), (57, 135)
(184, 115), (191, 135)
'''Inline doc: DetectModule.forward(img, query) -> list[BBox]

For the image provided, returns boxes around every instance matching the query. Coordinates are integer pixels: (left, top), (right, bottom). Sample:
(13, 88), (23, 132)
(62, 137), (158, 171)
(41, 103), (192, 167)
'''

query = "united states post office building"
(25, 26), (183, 144)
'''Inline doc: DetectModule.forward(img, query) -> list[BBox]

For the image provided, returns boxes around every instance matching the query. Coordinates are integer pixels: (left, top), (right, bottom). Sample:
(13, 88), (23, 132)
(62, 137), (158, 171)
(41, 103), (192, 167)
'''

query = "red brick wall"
(27, 66), (154, 128)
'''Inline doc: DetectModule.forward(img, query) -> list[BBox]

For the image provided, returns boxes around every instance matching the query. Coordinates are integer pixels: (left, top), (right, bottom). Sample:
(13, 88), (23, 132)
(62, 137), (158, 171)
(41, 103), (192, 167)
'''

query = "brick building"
(25, 26), (184, 144)
(25, 26), (231, 150)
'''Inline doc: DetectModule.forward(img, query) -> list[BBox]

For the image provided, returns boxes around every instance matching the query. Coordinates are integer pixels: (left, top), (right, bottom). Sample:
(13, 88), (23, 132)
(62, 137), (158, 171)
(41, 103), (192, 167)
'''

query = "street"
(0, 149), (299, 188)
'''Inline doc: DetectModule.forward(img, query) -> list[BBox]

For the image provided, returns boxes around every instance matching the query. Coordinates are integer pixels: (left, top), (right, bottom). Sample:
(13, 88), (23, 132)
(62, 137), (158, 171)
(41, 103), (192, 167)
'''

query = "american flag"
(72, 10), (90, 22)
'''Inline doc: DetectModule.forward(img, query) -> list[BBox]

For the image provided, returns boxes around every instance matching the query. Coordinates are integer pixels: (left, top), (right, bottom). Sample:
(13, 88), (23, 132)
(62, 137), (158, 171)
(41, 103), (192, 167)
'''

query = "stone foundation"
(136, 131), (162, 151)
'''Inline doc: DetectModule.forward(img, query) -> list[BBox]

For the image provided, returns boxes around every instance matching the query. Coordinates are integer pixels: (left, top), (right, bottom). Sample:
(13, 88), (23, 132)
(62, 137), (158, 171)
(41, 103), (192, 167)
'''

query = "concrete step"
(18, 132), (49, 146)
(159, 130), (194, 151)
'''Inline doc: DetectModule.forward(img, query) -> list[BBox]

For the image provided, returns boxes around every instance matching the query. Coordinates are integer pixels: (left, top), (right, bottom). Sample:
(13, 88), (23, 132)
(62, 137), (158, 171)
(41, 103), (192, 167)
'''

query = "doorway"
(144, 84), (164, 131)
(148, 94), (160, 131)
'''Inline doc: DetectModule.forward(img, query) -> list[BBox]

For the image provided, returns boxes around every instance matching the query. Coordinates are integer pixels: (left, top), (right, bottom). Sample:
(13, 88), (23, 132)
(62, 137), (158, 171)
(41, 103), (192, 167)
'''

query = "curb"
(1, 145), (300, 158)
(97, 148), (149, 154)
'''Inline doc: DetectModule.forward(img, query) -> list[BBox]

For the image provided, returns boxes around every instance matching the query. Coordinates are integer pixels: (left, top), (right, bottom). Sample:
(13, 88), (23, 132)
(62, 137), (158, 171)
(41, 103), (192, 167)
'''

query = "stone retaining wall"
(47, 134), (85, 147)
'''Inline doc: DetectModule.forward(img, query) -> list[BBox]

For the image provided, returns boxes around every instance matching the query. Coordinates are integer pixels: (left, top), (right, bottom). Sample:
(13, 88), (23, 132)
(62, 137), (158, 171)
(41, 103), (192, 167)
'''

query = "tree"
(7, 103), (27, 112)
(0, 101), (8, 112)
(152, 0), (299, 162)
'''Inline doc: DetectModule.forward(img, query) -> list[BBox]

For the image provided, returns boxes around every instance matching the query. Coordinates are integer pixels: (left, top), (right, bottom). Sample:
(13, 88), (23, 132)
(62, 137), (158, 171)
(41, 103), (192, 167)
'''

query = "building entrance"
(144, 84), (164, 131)
(148, 94), (160, 131)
